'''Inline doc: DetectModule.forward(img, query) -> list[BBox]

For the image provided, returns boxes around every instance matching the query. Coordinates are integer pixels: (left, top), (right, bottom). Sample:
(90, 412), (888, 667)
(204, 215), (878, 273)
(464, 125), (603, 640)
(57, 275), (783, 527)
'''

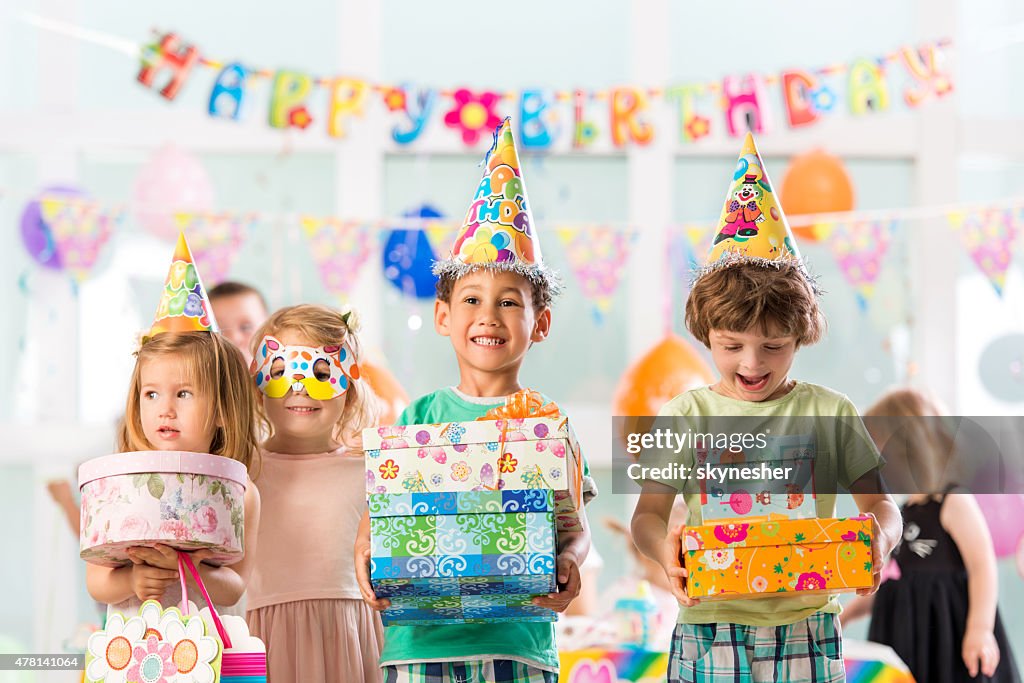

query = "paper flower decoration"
(444, 89), (503, 145)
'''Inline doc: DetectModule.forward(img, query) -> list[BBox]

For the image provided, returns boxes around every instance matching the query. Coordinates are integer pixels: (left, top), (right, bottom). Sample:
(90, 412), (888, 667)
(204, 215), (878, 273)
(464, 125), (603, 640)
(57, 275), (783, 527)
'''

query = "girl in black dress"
(843, 388), (1020, 683)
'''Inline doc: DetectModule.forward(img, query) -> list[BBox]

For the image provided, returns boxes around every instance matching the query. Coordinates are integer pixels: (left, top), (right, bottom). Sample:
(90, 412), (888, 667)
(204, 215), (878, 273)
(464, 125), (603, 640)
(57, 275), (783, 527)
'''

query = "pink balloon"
(975, 494), (1024, 558)
(132, 144), (215, 240)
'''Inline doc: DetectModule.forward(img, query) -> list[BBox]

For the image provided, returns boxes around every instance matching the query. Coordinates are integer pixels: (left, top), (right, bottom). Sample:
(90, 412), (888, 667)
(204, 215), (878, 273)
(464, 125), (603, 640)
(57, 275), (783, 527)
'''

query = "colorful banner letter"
(392, 85), (437, 145)
(610, 88), (654, 147)
(208, 62), (248, 120)
(269, 71), (314, 130)
(782, 70), (820, 128)
(137, 33), (198, 100)
(723, 74), (770, 137)
(848, 59), (890, 115)
(327, 78), (369, 138)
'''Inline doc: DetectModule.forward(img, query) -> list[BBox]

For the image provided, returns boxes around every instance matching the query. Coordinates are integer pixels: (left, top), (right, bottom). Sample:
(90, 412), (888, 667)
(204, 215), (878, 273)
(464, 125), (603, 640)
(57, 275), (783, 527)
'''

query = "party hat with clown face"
(433, 117), (561, 295)
(146, 232), (218, 340)
(699, 133), (816, 290)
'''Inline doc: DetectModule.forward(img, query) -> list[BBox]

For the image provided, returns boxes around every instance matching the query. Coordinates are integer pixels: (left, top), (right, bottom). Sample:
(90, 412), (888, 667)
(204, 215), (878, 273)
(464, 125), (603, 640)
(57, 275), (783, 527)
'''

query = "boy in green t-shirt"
(355, 118), (594, 682)
(630, 134), (902, 682)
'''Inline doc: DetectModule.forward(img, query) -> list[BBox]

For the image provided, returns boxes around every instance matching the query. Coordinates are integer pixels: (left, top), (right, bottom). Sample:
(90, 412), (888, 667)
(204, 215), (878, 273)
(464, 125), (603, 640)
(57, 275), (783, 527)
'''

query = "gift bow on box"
(480, 389), (584, 529)
(479, 389), (561, 421)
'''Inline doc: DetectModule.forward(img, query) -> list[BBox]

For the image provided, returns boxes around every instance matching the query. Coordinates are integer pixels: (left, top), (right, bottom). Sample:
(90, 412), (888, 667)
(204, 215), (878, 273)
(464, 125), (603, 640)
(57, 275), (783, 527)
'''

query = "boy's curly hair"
(685, 261), (825, 347)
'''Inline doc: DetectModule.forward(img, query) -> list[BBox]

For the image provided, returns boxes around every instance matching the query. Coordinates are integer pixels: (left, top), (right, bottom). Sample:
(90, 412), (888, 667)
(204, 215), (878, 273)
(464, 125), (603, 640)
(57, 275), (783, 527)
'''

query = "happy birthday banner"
(131, 32), (953, 149)
(11, 9), (944, 150)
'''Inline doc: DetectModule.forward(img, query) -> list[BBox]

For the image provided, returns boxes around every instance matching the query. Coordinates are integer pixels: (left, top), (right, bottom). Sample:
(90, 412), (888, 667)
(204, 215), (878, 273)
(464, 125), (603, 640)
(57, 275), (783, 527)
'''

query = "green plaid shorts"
(667, 612), (845, 683)
(382, 660), (558, 683)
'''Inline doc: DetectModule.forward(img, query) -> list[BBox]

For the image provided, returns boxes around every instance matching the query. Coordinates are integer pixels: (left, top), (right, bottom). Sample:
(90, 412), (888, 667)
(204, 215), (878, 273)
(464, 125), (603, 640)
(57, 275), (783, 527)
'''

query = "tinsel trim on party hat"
(690, 250), (824, 296)
(432, 258), (564, 299)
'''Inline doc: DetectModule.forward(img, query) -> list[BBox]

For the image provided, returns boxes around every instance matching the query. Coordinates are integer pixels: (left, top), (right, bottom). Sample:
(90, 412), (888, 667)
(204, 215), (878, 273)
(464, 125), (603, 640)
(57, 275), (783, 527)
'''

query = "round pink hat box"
(78, 451), (248, 567)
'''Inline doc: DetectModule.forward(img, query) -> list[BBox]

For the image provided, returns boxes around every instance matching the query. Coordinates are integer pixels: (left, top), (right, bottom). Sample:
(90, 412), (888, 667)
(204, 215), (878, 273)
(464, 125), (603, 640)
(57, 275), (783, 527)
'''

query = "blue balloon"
(382, 204), (443, 299)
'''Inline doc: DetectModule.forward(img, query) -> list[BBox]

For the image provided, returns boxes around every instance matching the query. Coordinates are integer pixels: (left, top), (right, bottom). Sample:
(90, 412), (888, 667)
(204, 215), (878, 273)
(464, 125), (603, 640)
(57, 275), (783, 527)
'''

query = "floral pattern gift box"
(683, 516), (873, 600)
(79, 451), (248, 567)
(363, 416), (584, 531)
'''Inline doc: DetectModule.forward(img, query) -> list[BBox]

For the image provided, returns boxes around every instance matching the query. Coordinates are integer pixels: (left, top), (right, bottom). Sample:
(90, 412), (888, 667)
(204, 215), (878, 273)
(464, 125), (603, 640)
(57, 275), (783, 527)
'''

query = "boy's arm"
(532, 507), (591, 613)
(631, 480), (698, 606)
(849, 469), (902, 597)
(354, 509), (391, 611)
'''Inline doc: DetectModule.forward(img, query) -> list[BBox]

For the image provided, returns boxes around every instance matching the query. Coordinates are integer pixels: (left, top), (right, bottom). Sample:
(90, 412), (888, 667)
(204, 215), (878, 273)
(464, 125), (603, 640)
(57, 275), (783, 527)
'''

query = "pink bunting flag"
(39, 197), (122, 282)
(301, 216), (374, 299)
(173, 212), (254, 285)
(828, 219), (894, 308)
(948, 208), (1019, 296)
(556, 226), (636, 322)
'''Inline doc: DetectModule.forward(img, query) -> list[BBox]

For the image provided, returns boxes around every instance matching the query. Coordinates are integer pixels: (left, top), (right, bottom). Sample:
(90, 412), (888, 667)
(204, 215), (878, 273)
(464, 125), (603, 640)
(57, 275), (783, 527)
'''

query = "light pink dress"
(246, 446), (383, 683)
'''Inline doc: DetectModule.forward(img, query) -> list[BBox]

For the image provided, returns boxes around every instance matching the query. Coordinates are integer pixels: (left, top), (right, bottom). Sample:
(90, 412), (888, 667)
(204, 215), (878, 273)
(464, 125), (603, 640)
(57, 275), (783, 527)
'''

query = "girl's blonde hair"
(865, 387), (956, 493)
(119, 332), (260, 474)
(249, 304), (381, 449)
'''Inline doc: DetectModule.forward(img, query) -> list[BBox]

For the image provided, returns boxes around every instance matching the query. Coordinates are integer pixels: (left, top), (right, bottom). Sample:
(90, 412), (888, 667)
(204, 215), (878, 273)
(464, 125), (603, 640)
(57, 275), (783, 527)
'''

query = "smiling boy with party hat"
(630, 133), (902, 682)
(355, 118), (596, 682)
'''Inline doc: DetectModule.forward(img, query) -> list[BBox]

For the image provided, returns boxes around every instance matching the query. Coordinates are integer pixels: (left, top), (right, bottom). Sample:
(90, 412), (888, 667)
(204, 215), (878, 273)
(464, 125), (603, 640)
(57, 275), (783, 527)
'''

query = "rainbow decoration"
(846, 658), (915, 683)
(559, 649), (915, 682)
(560, 649), (668, 682)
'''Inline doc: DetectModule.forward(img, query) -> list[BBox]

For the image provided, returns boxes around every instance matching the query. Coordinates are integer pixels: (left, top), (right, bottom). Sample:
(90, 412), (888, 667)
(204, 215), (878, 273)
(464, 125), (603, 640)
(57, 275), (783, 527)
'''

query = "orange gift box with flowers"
(683, 516), (873, 600)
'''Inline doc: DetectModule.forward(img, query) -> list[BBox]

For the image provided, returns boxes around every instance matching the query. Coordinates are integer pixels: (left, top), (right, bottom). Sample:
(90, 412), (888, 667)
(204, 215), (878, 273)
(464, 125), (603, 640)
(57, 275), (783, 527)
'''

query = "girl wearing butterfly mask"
(246, 304), (384, 683)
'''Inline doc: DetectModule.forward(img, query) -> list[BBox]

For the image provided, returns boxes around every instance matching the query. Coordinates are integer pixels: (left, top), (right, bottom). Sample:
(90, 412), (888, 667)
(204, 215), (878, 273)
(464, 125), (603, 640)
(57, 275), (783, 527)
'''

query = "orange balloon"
(360, 360), (410, 425)
(779, 150), (855, 242)
(613, 334), (715, 416)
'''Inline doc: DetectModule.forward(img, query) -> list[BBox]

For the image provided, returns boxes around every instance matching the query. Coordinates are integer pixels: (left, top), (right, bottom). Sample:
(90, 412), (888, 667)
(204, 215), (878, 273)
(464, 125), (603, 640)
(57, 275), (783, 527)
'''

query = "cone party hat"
(146, 231), (218, 340)
(699, 132), (816, 290)
(434, 117), (560, 294)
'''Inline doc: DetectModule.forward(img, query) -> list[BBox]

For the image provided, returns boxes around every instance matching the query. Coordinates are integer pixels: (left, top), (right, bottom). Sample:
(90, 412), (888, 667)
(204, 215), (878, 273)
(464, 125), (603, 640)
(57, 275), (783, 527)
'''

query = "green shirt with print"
(655, 382), (882, 627)
(378, 387), (595, 671)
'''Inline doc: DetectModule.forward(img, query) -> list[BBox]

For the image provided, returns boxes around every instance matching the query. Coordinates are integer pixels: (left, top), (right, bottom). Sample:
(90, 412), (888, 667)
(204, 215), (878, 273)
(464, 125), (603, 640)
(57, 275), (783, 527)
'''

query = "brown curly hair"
(685, 262), (825, 347)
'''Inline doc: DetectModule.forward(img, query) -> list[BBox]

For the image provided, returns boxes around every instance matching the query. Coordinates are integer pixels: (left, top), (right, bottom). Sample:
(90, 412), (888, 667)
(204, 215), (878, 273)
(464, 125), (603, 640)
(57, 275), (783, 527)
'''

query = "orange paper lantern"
(613, 334), (715, 416)
(360, 360), (410, 426)
(780, 150), (855, 242)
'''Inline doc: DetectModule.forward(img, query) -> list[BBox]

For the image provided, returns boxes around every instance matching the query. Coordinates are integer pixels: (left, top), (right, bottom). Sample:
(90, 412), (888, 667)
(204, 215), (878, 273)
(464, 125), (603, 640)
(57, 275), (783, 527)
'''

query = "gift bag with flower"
(84, 553), (266, 682)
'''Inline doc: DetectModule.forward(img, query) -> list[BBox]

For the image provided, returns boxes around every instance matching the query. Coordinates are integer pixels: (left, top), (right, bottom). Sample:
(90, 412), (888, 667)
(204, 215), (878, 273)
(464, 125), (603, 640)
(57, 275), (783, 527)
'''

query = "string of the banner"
(6, 188), (1024, 234)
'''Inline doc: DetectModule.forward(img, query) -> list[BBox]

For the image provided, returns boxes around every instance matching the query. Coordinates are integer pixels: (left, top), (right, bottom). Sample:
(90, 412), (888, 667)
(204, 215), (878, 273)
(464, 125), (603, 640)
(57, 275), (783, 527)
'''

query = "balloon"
(382, 204), (442, 300)
(613, 334), (715, 416)
(19, 185), (85, 269)
(779, 150), (855, 242)
(975, 494), (1024, 558)
(361, 359), (410, 425)
(132, 144), (215, 241)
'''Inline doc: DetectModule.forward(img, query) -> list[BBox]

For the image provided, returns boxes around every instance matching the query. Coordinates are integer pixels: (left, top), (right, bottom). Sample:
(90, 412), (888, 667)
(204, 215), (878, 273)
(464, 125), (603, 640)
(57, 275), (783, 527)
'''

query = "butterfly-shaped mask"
(252, 335), (360, 400)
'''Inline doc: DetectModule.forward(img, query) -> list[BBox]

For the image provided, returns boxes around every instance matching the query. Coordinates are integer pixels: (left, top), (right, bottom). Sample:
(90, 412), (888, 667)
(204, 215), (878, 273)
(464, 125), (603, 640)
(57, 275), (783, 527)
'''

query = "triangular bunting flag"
(301, 216), (374, 300)
(556, 225), (636, 323)
(951, 208), (1018, 296)
(828, 219), (895, 310)
(39, 196), (121, 282)
(172, 212), (254, 285)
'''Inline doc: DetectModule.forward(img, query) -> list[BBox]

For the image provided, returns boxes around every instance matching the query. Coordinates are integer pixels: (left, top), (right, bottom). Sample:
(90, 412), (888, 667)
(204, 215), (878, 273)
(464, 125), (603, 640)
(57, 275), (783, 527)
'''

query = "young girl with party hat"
(355, 118), (597, 683)
(245, 303), (384, 683)
(630, 134), (903, 683)
(85, 233), (262, 619)
(844, 388), (1021, 683)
